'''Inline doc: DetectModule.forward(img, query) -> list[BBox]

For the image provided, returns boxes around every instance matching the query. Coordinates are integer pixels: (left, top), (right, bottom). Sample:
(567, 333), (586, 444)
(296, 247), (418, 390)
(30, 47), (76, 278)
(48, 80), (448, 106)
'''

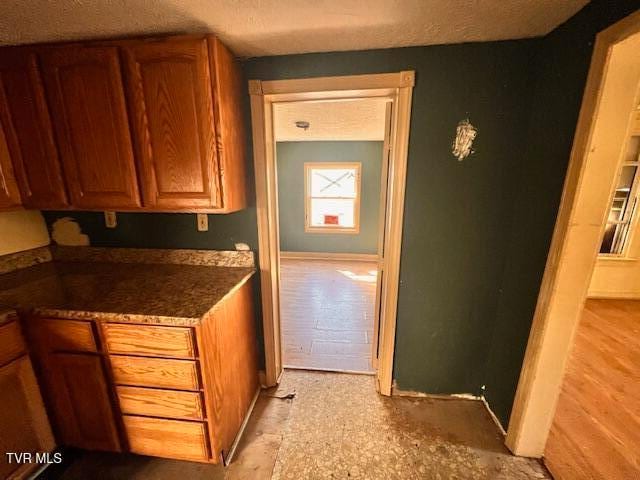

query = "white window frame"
(304, 162), (361, 234)
(599, 142), (640, 257)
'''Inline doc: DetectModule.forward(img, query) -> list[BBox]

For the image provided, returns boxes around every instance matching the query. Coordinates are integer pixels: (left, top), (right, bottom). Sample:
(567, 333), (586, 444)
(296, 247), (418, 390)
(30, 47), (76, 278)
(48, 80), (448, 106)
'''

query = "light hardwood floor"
(544, 299), (640, 480)
(279, 258), (377, 373)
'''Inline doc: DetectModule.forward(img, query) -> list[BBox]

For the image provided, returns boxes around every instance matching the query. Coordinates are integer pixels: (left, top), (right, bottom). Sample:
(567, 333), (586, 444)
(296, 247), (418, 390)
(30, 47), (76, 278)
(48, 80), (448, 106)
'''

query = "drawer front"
(40, 319), (97, 352)
(103, 323), (196, 358)
(123, 415), (209, 461)
(110, 355), (200, 390)
(116, 386), (204, 420)
(0, 320), (26, 366)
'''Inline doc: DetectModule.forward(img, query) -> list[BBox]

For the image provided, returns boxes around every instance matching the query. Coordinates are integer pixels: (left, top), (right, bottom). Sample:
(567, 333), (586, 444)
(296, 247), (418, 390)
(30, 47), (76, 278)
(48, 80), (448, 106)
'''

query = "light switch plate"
(104, 211), (117, 229)
(197, 213), (208, 232)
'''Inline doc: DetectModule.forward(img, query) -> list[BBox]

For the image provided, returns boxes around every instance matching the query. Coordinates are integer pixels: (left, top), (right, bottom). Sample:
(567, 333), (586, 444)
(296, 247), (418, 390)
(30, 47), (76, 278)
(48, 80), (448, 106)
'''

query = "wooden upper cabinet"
(207, 37), (247, 212)
(122, 38), (219, 209)
(0, 35), (246, 213)
(0, 51), (68, 208)
(41, 46), (140, 209)
(0, 121), (21, 209)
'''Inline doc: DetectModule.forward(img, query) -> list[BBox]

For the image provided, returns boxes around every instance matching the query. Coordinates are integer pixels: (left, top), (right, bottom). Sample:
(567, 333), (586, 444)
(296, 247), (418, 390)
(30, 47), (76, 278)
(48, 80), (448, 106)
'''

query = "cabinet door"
(0, 356), (55, 479)
(122, 38), (219, 209)
(0, 51), (68, 208)
(41, 46), (140, 209)
(0, 121), (21, 209)
(48, 353), (121, 452)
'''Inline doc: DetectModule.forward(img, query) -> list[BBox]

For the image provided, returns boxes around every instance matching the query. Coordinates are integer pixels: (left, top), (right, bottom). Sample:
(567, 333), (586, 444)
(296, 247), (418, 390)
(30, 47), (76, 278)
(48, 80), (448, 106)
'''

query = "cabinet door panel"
(48, 353), (121, 452)
(0, 122), (21, 209)
(123, 38), (218, 208)
(41, 47), (140, 209)
(0, 51), (68, 208)
(0, 356), (55, 479)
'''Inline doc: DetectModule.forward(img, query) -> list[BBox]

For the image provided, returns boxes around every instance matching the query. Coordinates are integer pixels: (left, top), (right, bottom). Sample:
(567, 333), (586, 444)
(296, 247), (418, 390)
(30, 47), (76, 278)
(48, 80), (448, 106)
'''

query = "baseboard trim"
(391, 384), (481, 401)
(280, 251), (378, 262)
(587, 291), (640, 299)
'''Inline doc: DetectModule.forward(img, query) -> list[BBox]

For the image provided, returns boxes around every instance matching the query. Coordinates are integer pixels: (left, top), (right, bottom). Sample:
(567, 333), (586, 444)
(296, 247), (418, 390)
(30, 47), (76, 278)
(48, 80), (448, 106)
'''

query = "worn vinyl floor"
(40, 370), (550, 480)
(545, 299), (640, 480)
(280, 258), (377, 373)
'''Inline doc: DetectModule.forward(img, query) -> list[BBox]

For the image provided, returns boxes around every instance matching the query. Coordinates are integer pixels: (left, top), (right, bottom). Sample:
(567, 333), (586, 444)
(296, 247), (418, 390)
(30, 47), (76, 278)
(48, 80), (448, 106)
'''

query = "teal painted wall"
(481, 0), (640, 426)
(244, 40), (539, 399)
(276, 141), (382, 254)
(43, 210), (258, 250)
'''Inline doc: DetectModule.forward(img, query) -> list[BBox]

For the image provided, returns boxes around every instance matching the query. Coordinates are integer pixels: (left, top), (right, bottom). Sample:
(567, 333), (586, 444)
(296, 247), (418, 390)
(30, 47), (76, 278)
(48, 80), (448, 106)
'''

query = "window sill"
(597, 255), (638, 262)
(305, 227), (360, 235)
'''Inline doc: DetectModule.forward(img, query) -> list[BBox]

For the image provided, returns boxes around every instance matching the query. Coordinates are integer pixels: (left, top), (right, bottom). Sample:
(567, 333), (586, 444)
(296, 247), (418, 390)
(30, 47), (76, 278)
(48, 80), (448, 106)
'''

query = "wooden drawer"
(116, 386), (204, 420)
(39, 319), (97, 352)
(102, 323), (196, 358)
(123, 415), (209, 461)
(110, 355), (200, 390)
(0, 319), (26, 366)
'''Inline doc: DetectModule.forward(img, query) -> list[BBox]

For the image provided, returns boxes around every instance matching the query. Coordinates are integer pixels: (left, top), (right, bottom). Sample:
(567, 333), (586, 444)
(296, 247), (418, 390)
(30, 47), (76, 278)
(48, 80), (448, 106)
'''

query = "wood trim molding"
(376, 81), (413, 395)
(249, 84), (283, 387)
(505, 10), (640, 458)
(260, 71), (415, 96)
(279, 251), (378, 262)
(249, 72), (414, 395)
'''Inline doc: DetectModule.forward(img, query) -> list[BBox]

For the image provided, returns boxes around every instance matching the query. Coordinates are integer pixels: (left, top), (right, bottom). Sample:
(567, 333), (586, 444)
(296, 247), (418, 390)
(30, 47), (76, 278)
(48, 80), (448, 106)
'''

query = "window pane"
(310, 198), (355, 228)
(310, 168), (357, 198)
(600, 221), (632, 254)
(603, 165), (637, 225)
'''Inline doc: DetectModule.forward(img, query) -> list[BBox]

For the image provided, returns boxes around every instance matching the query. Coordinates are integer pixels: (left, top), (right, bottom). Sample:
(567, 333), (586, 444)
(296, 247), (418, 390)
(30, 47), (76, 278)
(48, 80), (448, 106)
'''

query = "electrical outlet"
(104, 211), (117, 228)
(197, 213), (208, 232)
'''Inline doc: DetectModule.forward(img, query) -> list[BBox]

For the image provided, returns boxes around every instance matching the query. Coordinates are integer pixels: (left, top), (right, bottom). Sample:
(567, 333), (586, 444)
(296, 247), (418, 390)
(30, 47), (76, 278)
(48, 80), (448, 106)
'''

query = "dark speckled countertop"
(0, 261), (255, 326)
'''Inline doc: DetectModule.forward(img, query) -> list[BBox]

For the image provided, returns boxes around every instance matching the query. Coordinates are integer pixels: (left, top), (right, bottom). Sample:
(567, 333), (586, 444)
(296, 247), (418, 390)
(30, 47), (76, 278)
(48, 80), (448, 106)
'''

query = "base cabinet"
(26, 279), (258, 464)
(47, 353), (121, 452)
(0, 316), (55, 480)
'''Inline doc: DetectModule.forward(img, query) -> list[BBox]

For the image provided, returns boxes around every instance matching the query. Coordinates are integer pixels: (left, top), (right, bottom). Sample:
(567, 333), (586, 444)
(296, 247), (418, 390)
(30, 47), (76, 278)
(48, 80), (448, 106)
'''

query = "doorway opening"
(249, 72), (414, 394)
(274, 98), (390, 374)
(505, 10), (640, 460)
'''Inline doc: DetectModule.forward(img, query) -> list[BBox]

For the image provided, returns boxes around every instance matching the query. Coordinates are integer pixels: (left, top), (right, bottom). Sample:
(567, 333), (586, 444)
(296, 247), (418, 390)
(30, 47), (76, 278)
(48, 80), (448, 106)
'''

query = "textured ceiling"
(274, 99), (388, 142)
(0, 0), (588, 57)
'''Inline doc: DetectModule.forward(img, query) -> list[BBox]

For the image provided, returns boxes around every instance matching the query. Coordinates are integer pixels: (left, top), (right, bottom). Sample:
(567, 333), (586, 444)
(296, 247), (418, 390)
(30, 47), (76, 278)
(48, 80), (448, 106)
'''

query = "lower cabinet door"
(48, 353), (121, 452)
(123, 415), (210, 462)
(0, 356), (55, 479)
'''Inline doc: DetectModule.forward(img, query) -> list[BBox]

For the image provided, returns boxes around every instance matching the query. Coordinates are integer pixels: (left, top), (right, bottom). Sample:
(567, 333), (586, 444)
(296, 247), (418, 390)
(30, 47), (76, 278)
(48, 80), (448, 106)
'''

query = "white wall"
(0, 210), (50, 256)
(588, 35), (640, 299)
(589, 216), (640, 298)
